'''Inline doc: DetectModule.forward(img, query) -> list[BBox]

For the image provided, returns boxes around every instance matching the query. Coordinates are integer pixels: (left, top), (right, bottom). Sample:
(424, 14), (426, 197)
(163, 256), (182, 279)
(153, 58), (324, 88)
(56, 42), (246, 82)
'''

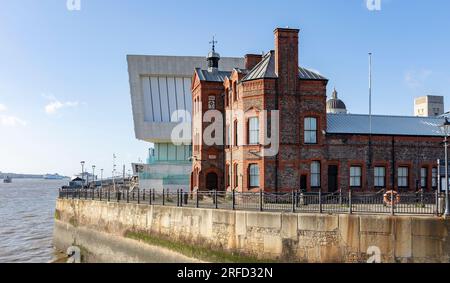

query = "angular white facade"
(127, 55), (244, 190)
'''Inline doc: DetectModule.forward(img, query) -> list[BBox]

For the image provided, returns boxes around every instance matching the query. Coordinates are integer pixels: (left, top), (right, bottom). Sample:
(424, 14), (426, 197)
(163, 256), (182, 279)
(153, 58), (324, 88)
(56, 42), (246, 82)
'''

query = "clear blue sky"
(1, 0), (449, 176)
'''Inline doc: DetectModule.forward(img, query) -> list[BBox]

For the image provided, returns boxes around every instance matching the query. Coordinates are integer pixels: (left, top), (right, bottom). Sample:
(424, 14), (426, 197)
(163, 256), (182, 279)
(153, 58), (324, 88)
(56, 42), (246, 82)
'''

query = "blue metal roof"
(327, 114), (445, 137)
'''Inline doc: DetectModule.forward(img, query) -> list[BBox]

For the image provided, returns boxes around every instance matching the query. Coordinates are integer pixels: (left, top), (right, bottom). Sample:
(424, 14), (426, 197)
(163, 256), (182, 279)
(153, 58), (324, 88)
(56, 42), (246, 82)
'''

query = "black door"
(206, 173), (218, 191)
(300, 175), (307, 192)
(328, 165), (338, 193)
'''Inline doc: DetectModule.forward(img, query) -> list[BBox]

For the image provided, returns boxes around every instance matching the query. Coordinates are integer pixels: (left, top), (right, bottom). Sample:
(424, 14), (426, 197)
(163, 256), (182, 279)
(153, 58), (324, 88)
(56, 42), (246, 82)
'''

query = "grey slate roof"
(298, 67), (328, 80)
(241, 50), (328, 82)
(195, 68), (232, 82)
(327, 114), (444, 137)
(242, 51), (277, 81)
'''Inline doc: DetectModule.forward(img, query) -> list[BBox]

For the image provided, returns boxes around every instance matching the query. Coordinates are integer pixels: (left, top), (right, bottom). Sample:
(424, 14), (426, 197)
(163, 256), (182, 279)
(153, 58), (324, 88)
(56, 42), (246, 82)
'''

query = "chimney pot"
(244, 54), (263, 71)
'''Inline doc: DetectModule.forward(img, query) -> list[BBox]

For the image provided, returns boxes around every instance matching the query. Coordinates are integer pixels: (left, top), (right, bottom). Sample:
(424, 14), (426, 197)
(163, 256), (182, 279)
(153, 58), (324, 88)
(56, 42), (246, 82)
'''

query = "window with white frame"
(350, 166), (362, 188)
(249, 164), (260, 188)
(304, 117), (318, 144)
(421, 167), (428, 189)
(398, 167), (409, 188)
(311, 161), (321, 188)
(248, 117), (259, 145)
(432, 167), (438, 189)
(374, 166), (386, 188)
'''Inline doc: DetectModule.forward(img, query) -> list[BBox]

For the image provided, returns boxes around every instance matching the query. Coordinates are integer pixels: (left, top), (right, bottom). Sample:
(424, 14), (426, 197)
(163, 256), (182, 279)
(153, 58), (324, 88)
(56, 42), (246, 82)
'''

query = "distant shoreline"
(1, 174), (70, 179)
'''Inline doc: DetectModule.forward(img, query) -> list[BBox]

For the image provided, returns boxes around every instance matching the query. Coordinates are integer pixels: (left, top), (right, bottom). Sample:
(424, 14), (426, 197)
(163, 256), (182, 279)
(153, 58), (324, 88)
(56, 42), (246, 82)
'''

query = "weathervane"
(209, 36), (218, 52)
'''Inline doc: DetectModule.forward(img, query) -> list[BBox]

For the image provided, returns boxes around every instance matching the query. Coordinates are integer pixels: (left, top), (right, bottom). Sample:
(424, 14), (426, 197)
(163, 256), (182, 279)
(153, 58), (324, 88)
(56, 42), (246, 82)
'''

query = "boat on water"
(3, 176), (12, 183)
(43, 173), (65, 180)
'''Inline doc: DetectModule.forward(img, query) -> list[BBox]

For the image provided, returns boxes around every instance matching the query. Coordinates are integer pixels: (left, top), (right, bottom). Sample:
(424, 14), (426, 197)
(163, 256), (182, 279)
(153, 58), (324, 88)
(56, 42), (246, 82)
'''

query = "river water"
(0, 178), (67, 263)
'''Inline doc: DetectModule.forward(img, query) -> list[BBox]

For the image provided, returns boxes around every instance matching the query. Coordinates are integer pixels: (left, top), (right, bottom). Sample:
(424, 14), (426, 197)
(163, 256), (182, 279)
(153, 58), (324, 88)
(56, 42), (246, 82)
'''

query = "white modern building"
(414, 95), (444, 117)
(127, 54), (244, 190)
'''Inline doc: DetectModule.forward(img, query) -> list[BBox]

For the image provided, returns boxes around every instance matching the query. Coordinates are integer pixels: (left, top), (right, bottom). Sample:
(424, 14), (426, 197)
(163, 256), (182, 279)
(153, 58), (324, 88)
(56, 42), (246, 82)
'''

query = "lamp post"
(440, 117), (450, 217)
(80, 161), (85, 188)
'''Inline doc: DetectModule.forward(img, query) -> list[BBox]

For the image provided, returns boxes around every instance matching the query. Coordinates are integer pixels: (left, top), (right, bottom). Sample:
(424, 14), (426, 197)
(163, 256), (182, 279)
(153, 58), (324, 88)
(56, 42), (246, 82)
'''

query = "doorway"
(300, 175), (307, 192)
(328, 165), (338, 193)
(206, 172), (218, 191)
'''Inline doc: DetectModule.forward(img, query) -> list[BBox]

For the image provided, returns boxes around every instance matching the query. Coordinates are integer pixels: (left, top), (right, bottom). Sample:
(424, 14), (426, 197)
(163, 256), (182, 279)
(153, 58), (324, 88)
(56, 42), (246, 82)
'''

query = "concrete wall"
(54, 199), (450, 263)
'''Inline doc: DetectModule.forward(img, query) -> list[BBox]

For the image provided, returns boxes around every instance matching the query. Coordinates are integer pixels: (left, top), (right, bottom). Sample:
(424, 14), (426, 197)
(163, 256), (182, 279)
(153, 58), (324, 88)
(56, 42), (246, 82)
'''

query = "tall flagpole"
(368, 52), (373, 190)
(369, 52), (372, 135)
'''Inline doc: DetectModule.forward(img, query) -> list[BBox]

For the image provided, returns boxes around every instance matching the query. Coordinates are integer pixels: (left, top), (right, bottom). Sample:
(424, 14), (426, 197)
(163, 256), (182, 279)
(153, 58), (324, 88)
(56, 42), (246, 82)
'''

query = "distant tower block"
(414, 95), (444, 117)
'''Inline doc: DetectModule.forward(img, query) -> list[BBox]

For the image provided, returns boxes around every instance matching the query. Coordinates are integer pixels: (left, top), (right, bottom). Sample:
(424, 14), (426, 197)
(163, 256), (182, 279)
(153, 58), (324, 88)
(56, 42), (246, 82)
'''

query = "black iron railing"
(58, 188), (445, 216)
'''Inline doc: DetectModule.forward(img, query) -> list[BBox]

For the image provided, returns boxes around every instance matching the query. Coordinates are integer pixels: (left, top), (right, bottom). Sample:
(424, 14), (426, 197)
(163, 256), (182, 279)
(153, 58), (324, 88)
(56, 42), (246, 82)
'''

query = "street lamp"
(439, 117), (450, 216)
(80, 161), (85, 188)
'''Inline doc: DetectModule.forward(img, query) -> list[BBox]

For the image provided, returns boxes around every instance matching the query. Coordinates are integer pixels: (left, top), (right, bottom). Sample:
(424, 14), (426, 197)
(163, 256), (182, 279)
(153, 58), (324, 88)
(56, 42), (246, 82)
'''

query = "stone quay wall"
(54, 199), (450, 263)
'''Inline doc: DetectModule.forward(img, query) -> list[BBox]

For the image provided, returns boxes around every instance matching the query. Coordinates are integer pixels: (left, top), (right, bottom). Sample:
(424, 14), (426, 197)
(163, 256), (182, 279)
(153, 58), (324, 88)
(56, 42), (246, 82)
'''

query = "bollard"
(143, 189), (145, 202)
(152, 189), (155, 203)
(137, 189), (140, 204)
(127, 189), (129, 203)
(149, 189), (152, 205)
(108, 187), (110, 202)
(177, 189), (180, 207)
(92, 188), (94, 200)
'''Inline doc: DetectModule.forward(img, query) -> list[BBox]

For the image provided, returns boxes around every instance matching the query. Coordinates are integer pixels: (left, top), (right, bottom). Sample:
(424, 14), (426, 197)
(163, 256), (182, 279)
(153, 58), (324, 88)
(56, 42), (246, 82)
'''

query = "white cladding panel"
(142, 76), (193, 123)
(128, 55), (244, 142)
(167, 77), (178, 121)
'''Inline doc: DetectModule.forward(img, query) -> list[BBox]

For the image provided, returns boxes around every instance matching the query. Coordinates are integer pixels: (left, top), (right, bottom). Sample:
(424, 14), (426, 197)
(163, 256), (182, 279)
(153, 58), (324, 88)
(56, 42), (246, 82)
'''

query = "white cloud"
(405, 69), (432, 89)
(45, 100), (79, 115)
(0, 115), (27, 127)
(0, 103), (27, 127)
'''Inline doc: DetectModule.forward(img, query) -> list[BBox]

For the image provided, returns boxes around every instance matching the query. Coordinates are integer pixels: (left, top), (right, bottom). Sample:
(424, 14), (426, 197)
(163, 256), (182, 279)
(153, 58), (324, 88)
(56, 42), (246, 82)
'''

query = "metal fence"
(58, 188), (445, 216)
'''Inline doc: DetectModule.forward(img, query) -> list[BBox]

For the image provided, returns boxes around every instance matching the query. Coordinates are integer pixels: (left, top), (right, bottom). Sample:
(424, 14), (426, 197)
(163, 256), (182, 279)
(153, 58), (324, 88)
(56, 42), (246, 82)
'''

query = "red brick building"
(191, 27), (445, 193)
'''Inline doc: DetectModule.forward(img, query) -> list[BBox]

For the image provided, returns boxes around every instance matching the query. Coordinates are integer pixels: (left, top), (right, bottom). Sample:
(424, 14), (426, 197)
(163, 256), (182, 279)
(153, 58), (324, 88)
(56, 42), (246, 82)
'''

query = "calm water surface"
(0, 178), (67, 263)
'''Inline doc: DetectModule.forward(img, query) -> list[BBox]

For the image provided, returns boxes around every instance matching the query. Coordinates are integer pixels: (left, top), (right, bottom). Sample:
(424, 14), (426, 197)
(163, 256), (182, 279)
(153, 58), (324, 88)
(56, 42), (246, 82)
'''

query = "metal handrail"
(58, 188), (445, 217)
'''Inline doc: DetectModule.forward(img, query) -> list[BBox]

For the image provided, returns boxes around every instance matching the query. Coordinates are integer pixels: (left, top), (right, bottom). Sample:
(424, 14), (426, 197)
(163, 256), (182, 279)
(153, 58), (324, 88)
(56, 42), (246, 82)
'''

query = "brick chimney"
(274, 28), (299, 94)
(244, 54), (263, 71)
